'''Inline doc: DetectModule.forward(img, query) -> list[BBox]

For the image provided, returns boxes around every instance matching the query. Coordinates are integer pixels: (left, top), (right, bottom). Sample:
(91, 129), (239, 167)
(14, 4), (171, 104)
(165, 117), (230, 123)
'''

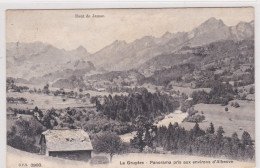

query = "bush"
(241, 94), (247, 100)
(249, 87), (255, 94)
(231, 101), (240, 108)
(183, 114), (205, 123)
(7, 119), (44, 153)
(181, 100), (193, 112)
(191, 82), (235, 105)
(93, 131), (126, 162)
(90, 156), (109, 164)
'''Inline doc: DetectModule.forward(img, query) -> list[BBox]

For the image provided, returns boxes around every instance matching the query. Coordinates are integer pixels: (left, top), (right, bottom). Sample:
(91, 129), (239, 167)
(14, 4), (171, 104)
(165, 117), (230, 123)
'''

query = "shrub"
(231, 102), (240, 108)
(183, 114), (205, 123)
(90, 156), (109, 164)
(93, 131), (125, 162)
(7, 119), (45, 153)
(249, 87), (255, 94)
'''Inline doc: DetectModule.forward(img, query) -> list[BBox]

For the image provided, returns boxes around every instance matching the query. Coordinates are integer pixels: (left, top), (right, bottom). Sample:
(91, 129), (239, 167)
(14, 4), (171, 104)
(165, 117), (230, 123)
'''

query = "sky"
(6, 8), (254, 53)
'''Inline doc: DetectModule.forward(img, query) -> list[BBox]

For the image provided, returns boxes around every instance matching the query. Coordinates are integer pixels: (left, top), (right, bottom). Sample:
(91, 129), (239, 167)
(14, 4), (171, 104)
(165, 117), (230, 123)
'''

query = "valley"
(6, 16), (255, 163)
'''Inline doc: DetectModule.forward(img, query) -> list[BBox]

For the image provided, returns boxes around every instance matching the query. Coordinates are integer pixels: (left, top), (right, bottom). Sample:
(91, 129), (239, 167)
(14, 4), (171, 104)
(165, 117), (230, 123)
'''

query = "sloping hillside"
(29, 61), (96, 85)
(139, 40), (254, 74)
(138, 39), (254, 87)
(88, 70), (145, 83)
(52, 75), (87, 90)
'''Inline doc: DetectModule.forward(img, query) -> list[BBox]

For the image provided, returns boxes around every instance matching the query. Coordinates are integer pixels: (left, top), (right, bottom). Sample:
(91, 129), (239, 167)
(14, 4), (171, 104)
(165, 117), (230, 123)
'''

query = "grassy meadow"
(181, 100), (255, 139)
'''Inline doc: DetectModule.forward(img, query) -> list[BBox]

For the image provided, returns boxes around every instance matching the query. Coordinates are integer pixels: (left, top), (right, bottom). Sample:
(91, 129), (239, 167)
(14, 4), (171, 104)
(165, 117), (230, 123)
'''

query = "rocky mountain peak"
(161, 32), (173, 39)
(199, 17), (226, 30)
(112, 40), (127, 45)
(75, 45), (88, 52)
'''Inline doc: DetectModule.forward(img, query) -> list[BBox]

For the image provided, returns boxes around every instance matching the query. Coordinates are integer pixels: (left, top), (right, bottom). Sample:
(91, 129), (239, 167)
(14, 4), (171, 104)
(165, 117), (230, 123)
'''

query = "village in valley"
(6, 9), (255, 167)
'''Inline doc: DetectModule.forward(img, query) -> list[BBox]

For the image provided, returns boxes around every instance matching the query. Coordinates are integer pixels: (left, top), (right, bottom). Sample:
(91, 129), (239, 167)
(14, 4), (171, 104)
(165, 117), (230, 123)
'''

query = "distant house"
(39, 129), (93, 161)
(96, 88), (106, 92)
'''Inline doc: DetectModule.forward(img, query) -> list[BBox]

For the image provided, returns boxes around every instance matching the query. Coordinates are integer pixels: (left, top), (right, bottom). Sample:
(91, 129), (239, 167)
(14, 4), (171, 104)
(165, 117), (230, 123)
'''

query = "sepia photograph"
(5, 8), (255, 168)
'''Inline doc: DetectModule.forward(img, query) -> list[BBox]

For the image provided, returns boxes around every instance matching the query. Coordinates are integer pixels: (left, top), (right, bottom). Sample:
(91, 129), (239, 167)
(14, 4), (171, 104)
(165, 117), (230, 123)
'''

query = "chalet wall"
(48, 150), (91, 162)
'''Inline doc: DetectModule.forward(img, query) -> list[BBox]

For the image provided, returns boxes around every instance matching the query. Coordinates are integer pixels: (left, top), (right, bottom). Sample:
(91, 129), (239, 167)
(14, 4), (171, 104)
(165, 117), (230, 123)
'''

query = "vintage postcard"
(6, 8), (255, 168)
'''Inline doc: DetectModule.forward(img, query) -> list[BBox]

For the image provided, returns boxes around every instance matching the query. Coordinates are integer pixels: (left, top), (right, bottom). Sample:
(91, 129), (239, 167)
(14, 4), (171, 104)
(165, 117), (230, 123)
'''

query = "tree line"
(32, 106), (134, 135)
(94, 89), (180, 123)
(7, 97), (28, 104)
(191, 82), (236, 106)
(131, 121), (254, 161)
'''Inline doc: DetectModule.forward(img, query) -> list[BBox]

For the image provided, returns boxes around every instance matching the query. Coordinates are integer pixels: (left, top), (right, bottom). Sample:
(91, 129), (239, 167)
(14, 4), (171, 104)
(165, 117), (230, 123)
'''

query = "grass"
(7, 91), (90, 110)
(120, 109), (188, 143)
(7, 84), (130, 110)
(181, 100), (255, 140)
(119, 131), (137, 143)
(7, 146), (254, 168)
(170, 85), (211, 97)
(156, 110), (188, 127)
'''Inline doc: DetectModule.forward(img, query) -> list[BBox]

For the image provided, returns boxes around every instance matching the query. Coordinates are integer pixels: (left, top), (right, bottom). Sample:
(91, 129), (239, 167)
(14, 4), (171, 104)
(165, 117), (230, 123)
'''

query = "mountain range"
(6, 42), (94, 80)
(6, 17), (254, 83)
(88, 17), (254, 71)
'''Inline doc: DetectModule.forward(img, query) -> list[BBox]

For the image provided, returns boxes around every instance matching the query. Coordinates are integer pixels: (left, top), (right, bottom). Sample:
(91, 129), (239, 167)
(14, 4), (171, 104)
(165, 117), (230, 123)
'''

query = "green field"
(170, 85), (211, 97)
(181, 100), (255, 140)
(7, 91), (90, 110)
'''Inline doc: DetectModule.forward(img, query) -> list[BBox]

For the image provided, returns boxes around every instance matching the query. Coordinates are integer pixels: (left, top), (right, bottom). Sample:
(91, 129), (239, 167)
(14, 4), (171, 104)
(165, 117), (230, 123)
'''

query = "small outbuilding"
(39, 129), (93, 161)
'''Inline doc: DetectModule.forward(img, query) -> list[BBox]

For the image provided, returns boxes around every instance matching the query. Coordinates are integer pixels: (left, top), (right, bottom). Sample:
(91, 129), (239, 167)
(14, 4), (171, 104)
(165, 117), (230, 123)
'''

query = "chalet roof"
(42, 129), (93, 152)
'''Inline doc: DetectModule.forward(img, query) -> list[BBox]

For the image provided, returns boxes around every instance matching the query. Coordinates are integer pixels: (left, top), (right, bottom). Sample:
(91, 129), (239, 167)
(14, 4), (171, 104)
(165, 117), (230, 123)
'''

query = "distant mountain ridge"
(6, 42), (94, 80)
(88, 17), (254, 71)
